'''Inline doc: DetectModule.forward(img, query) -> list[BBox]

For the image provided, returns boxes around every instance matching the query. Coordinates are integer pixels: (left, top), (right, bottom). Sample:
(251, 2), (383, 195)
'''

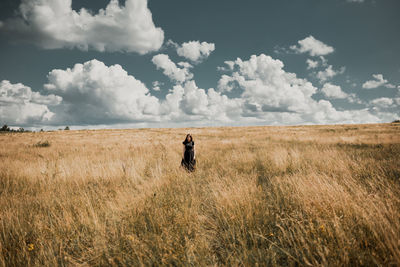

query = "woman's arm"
(193, 145), (195, 159)
(182, 144), (185, 159)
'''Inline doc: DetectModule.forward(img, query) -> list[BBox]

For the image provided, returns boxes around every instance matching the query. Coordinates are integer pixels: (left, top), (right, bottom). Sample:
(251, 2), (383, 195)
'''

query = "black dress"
(181, 141), (196, 171)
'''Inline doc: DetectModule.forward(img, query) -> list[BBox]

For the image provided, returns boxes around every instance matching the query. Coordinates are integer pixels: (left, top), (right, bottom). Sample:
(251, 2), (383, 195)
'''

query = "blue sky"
(0, 0), (399, 129)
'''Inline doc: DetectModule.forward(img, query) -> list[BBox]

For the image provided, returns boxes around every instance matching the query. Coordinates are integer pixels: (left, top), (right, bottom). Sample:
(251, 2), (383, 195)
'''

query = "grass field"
(0, 123), (399, 266)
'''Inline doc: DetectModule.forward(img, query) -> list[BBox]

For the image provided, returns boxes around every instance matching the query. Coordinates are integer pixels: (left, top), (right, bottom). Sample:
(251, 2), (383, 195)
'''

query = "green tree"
(1, 125), (10, 132)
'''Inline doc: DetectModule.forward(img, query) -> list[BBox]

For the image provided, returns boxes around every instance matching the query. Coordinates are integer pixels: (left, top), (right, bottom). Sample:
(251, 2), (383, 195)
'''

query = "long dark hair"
(184, 134), (193, 143)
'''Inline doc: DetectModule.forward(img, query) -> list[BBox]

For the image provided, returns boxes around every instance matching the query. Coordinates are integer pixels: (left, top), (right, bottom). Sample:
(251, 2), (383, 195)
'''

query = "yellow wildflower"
(27, 243), (34, 251)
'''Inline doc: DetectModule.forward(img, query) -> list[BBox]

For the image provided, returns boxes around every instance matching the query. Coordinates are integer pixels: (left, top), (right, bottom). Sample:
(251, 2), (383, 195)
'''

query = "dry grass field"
(0, 123), (399, 266)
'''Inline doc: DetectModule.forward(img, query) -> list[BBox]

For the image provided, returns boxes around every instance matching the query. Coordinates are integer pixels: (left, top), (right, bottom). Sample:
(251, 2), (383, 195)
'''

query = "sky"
(0, 0), (399, 130)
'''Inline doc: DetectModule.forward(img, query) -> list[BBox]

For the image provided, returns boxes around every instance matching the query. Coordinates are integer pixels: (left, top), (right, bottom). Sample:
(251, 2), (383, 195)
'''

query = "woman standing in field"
(181, 134), (196, 172)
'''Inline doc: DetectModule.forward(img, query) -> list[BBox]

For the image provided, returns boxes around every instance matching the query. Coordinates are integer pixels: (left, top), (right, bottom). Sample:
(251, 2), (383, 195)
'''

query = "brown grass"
(0, 123), (399, 266)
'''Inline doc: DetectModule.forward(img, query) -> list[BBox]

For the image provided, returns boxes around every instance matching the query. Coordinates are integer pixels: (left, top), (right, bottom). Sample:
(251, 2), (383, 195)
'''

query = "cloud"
(161, 80), (242, 123)
(347, 0), (365, 3)
(321, 83), (348, 99)
(370, 97), (400, 110)
(152, 81), (163, 91)
(42, 59), (241, 126)
(368, 97), (400, 121)
(305, 56), (345, 83)
(2, 59), (242, 127)
(152, 54), (193, 83)
(362, 74), (396, 89)
(165, 39), (179, 48)
(217, 54), (383, 124)
(3, 55), (396, 128)
(44, 59), (161, 124)
(0, 80), (61, 125)
(306, 59), (319, 69)
(316, 65), (345, 82)
(217, 61), (235, 72)
(177, 62), (193, 69)
(0, 0), (164, 54)
(224, 61), (235, 70)
(218, 54), (318, 115)
(176, 41), (215, 63)
(217, 74), (237, 92)
(290, 35), (334, 57)
(370, 97), (394, 108)
(320, 83), (361, 103)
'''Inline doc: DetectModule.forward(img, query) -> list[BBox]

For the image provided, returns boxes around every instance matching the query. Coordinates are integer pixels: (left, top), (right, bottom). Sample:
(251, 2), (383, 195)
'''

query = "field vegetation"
(0, 123), (399, 266)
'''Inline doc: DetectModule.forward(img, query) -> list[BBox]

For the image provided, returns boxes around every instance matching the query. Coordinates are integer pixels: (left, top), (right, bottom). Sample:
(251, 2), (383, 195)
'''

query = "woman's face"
(187, 135), (192, 142)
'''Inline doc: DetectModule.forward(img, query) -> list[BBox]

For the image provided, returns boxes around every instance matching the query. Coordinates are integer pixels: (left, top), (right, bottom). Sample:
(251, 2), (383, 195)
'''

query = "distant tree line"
(0, 124), (31, 133)
(1, 124), (71, 133)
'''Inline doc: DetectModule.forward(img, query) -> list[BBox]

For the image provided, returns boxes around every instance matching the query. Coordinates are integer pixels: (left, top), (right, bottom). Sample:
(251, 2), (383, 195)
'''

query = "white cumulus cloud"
(217, 74), (237, 92)
(44, 59), (161, 124)
(0, 80), (61, 125)
(152, 54), (193, 83)
(220, 54), (318, 114)
(217, 54), (383, 124)
(321, 83), (349, 99)
(370, 97), (400, 109)
(368, 97), (400, 120)
(161, 80), (242, 123)
(290, 35), (334, 57)
(176, 41), (215, 63)
(370, 97), (394, 108)
(0, 0), (164, 54)
(362, 74), (396, 89)
(3, 55), (397, 128)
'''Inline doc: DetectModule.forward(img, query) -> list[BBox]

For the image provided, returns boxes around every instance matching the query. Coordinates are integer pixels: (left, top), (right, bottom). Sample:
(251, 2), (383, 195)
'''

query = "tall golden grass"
(0, 123), (399, 266)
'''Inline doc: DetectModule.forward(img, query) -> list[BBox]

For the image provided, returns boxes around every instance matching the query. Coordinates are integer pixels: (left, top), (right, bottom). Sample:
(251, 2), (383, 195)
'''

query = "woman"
(181, 134), (196, 172)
